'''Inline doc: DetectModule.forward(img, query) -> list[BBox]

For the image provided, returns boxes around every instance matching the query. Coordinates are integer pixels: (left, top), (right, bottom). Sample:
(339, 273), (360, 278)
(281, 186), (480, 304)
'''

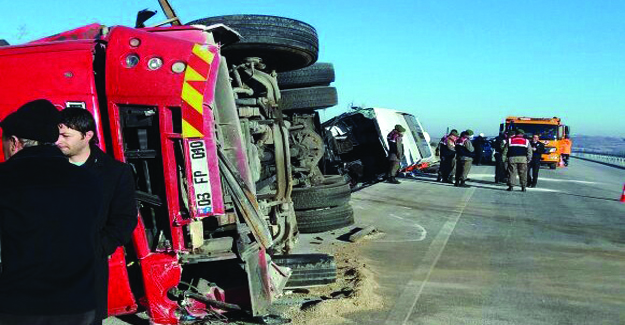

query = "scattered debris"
(348, 225), (377, 243)
(280, 242), (385, 324)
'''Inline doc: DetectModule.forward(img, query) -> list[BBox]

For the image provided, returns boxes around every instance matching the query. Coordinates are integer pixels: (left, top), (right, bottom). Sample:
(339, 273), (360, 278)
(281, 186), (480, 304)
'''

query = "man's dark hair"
(59, 107), (98, 145)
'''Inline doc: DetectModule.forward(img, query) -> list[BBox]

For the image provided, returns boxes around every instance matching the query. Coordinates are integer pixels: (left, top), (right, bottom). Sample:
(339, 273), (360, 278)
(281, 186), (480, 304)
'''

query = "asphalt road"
(104, 158), (625, 324)
(343, 158), (625, 324)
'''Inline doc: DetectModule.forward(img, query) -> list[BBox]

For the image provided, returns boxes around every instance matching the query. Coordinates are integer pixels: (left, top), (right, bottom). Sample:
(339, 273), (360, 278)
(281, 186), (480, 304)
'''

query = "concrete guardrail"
(571, 152), (625, 169)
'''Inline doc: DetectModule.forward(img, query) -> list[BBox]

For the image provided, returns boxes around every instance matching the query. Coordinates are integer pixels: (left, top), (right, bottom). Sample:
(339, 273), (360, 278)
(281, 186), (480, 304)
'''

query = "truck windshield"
(510, 124), (558, 140)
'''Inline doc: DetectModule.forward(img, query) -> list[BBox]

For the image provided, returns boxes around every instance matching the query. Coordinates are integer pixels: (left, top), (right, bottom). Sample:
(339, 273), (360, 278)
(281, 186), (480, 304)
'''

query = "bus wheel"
(187, 15), (318, 72)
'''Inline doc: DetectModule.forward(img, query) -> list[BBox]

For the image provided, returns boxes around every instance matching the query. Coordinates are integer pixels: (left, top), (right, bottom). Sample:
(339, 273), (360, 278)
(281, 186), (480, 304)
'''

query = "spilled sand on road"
(284, 240), (385, 324)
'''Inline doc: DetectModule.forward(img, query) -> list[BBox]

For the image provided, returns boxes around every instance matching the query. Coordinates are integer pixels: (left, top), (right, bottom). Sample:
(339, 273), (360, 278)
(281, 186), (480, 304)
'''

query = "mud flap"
(240, 243), (291, 317)
(241, 244), (271, 316)
(268, 259), (291, 300)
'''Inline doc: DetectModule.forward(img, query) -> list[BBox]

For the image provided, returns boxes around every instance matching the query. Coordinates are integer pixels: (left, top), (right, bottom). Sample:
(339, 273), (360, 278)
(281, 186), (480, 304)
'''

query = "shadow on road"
(401, 174), (512, 192)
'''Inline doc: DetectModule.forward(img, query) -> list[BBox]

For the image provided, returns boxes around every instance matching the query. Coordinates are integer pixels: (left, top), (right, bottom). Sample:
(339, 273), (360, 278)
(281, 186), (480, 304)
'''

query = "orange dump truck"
(501, 117), (572, 169)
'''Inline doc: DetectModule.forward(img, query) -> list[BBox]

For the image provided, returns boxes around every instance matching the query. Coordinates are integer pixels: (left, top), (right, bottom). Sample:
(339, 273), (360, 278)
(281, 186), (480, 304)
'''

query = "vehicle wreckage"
(322, 107), (438, 184)
(0, 2), (353, 323)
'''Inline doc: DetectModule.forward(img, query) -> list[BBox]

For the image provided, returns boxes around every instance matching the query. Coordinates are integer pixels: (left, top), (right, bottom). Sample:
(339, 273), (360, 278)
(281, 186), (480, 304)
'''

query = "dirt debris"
(282, 242), (385, 324)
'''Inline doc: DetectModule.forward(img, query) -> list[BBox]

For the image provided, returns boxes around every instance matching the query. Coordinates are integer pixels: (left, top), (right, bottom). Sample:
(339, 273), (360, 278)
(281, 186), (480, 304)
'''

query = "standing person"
(527, 134), (545, 188)
(502, 129), (533, 192)
(386, 124), (405, 184)
(472, 133), (485, 165)
(493, 131), (507, 183)
(0, 100), (103, 324)
(454, 130), (475, 187)
(438, 129), (458, 183)
(57, 107), (138, 323)
(560, 136), (571, 166)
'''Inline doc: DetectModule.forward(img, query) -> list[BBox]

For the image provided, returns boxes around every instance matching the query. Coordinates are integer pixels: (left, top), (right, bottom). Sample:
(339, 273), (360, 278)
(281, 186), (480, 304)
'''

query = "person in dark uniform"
(502, 129), (533, 192)
(472, 133), (485, 165)
(437, 129), (458, 183)
(454, 130), (475, 187)
(57, 107), (138, 323)
(386, 124), (405, 184)
(493, 131), (507, 183)
(0, 100), (103, 324)
(527, 134), (545, 188)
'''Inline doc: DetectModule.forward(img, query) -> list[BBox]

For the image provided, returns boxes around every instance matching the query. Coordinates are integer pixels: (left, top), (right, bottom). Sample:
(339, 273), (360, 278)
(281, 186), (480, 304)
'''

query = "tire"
(292, 175), (350, 210)
(549, 163), (557, 169)
(272, 254), (337, 288)
(187, 15), (318, 72)
(280, 86), (338, 111)
(277, 63), (335, 89)
(296, 203), (355, 234)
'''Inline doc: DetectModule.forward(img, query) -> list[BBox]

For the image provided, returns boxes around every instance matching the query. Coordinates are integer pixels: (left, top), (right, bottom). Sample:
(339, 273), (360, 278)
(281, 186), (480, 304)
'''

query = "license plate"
(187, 139), (212, 215)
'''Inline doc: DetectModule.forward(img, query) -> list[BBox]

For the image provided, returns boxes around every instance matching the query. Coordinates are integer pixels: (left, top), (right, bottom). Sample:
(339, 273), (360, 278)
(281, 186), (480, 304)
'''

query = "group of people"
(493, 129), (545, 191)
(436, 129), (476, 187)
(436, 128), (546, 191)
(0, 100), (137, 324)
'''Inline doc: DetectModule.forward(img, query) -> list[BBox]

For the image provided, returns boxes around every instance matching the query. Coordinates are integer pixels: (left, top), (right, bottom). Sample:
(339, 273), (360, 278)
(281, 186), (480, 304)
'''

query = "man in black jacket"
(527, 134), (545, 188)
(57, 107), (138, 322)
(0, 100), (103, 324)
(472, 133), (485, 166)
(493, 132), (507, 183)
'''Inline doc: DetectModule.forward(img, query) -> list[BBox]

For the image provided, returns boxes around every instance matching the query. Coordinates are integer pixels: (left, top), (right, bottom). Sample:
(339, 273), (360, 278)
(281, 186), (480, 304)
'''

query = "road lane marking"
(384, 187), (476, 325)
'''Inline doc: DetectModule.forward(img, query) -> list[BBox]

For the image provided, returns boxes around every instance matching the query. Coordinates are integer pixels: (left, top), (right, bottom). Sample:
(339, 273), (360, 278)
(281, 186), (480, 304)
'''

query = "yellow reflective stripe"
(182, 120), (203, 138)
(192, 44), (215, 64)
(183, 65), (206, 82)
(182, 82), (203, 114)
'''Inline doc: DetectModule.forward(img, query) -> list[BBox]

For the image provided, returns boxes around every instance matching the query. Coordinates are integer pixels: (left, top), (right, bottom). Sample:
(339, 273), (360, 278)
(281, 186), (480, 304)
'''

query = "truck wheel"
(549, 163), (557, 169)
(271, 254), (337, 288)
(277, 63), (335, 89)
(295, 203), (355, 234)
(187, 15), (318, 72)
(280, 86), (338, 112)
(292, 175), (350, 210)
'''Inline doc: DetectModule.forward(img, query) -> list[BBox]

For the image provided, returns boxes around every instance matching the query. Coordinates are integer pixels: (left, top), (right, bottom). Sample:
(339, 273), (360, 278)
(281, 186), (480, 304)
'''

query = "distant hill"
(572, 135), (625, 155)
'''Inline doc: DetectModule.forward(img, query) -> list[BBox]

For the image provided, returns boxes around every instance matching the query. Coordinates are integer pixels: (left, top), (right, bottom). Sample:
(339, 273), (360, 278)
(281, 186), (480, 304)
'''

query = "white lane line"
(384, 187), (476, 325)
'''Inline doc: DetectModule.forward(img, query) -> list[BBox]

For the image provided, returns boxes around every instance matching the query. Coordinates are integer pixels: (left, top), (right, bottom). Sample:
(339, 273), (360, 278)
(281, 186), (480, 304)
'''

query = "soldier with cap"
(437, 129), (458, 183)
(0, 99), (103, 324)
(454, 130), (475, 187)
(386, 124), (405, 184)
(502, 129), (533, 191)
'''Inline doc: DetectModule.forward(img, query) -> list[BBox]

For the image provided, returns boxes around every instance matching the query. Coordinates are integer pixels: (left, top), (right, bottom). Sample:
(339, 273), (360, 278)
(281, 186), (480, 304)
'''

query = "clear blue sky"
(2, 0), (623, 137)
